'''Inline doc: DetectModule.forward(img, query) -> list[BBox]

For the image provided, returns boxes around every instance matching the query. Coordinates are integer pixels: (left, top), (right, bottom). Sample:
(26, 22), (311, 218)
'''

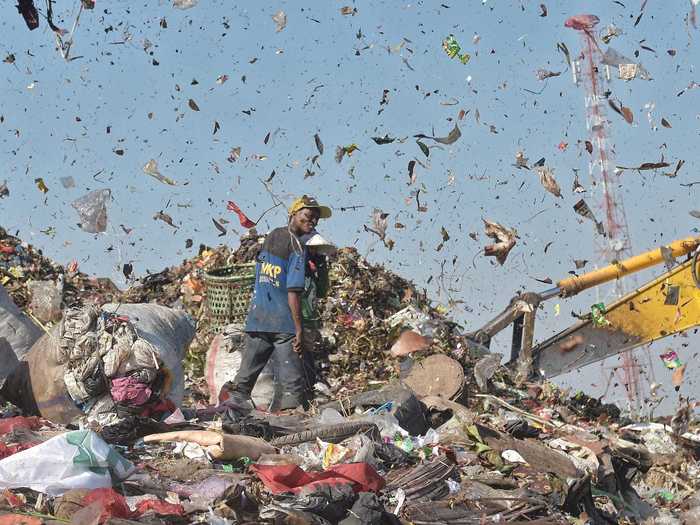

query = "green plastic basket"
(204, 263), (256, 332)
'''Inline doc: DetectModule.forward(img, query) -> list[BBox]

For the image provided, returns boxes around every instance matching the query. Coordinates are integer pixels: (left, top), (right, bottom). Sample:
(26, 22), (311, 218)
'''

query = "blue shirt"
(245, 227), (307, 334)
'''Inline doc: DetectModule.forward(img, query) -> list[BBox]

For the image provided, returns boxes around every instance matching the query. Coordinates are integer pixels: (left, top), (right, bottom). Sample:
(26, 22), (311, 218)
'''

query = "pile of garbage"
(1, 359), (700, 523)
(122, 229), (264, 308)
(120, 232), (468, 399)
(2, 227), (700, 523)
(318, 247), (470, 396)
(0, 227), (120, 321)
(3, 225), (467, 397)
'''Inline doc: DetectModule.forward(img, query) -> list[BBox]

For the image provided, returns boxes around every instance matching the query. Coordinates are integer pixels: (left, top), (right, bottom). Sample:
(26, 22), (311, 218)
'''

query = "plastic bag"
(101, 303), (195, 406)
(71, 189), (111, 234)
(318, 408), (345, 425)
(22, 304), (194, 425)
(386, 305), (432, 333)
(285, 440), (323, 470)
(27, 280), (63, 323)
(173, 0), (198, 9)
(473, 353), (502, 391)
(359, 412), (407, 440)
(81, 488), (132, 521)
(621, 422), (680, 455)
(0, 430), (134, 496)
(22, 329), (84, 423)
(601, 48), (651, 80)
(205, 331), (274, 407)
(0, 284), (41, 359)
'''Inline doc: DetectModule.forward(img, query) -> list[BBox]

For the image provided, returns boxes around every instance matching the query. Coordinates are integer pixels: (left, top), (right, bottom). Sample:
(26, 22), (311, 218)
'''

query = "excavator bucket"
(531, 256), (700, 378)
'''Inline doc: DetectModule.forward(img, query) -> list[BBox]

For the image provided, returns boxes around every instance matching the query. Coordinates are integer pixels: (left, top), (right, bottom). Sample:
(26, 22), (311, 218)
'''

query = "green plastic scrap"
(656, 490), (675, 502)
(394, 435), (414, 453)
(222, 457), (252, 473)
(590, 302), (610, 327)
(442, 35), (470, 64)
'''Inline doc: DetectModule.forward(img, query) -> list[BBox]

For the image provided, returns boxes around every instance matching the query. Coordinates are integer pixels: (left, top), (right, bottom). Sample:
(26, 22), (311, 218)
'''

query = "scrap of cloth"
(110, 376), (152, 406)
(249, 463), (385, 494)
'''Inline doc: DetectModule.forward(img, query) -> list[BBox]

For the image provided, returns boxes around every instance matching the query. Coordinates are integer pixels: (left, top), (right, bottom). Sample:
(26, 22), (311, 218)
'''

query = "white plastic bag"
(0, 430), (134, 496)
(101, 303), (195, 406)
(71, 188), (110, 233)
(205, 331), (274, 407)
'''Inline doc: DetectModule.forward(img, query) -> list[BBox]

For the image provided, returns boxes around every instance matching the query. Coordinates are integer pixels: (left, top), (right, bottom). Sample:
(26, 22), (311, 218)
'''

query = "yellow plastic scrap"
(8, 266), (24, 279)
(322, 441), (351, 469)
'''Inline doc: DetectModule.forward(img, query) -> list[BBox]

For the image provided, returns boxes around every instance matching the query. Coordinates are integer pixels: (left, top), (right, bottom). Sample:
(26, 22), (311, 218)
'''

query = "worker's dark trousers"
(232, 332), (307, 410)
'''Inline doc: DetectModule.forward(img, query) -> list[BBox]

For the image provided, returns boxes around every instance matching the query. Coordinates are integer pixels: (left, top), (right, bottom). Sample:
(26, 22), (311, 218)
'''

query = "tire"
(270, 420), (379, 447)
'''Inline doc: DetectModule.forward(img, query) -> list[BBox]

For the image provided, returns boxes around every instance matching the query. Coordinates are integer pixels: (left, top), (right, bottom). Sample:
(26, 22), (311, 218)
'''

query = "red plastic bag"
(81, 488), (132, 522)
(139, 398), (176, 419)
(227, 201), (257, 228)
(80, 489), (184, 523)
(2, 489), (24, 508)
(250, 463), (385, 494)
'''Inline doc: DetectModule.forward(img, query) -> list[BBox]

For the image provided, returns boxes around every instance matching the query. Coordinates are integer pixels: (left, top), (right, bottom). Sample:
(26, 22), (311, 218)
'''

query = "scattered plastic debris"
(71, 189), (111, 234)
(442, 35), (470, 64)
(271, 10), (287, 32)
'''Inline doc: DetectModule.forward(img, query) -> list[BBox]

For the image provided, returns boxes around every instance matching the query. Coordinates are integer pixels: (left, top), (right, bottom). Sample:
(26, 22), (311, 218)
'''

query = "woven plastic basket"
(204, 263), (256, 332)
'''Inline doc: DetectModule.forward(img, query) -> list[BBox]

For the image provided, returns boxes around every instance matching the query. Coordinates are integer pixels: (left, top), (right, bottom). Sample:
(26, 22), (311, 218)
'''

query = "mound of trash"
(1, 226), (700, 523)
(0, 227), (120, 318)
(319, 247), (471, 395)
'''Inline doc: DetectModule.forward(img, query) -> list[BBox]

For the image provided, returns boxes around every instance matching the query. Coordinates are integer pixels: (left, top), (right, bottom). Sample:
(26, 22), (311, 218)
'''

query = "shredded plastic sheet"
(71, 188), (110, 234)
(143, 159), (176, 186)
(601, 47), (652, 80)
(271, 10), (287, 32)
(227, 201), (257, 228)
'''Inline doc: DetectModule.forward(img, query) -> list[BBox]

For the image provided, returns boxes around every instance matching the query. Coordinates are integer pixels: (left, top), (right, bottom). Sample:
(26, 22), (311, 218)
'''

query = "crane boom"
(533, 253), (700, 377)
(469, 237), (700, 382)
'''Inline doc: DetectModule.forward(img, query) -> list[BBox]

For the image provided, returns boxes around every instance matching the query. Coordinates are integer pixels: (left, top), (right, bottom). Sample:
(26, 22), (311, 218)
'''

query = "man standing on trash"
(220, 196), (332, 411)
(296, 230), (336, 393)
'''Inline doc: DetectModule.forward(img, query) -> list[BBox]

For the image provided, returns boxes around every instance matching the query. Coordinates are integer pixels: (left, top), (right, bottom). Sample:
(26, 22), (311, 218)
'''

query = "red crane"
(566, 14), (641, 410)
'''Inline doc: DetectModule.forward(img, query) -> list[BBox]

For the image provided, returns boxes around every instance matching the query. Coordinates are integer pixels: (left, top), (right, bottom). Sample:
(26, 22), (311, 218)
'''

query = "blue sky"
(1, 0), (699, 411)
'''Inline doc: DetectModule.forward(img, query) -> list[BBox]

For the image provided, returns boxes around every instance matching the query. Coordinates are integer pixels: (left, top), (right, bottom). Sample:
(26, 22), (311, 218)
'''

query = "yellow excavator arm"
(469, 237), (700, 382)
